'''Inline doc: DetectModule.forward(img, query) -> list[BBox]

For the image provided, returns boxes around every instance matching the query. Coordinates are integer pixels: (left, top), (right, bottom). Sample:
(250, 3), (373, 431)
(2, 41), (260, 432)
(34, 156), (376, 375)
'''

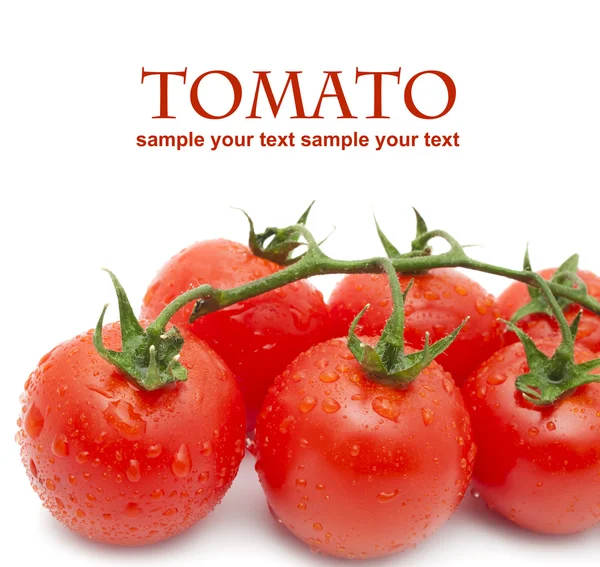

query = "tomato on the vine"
(463, 336), (600, 534)
(498, 268), (600, 352)
(328, 269), (503, 385)
(254, 337), (474, 559)
(141, 239), (331, 430)
(17, 322), (245, 546)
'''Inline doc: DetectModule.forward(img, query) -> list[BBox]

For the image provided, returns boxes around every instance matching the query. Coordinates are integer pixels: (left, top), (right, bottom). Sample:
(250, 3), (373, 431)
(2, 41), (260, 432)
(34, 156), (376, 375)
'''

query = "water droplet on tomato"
(315, 359), (329, 369)
(200, 441), (212, 456)
(372, 397), (401, 421)
(297, 501), (307, 510)
(313, 523), (323, 531)
(350, 444), (360, 457)
(454, 285), (468, 296)
(442, 378), (454, 394)
(147, 443), (162, 458)
(322, 398), (341, 413)
(172, 444), (192, 477)
(319, 370), (339, 383)
(299, 438), (309, 448)
(45, 479), (56, 491)
(52, 433), (69, 457)
(376, 489), (399, 503)
(316, 484), (325, 492)
(57, 385), (68, 397)
(296, 478), (307, 488)
(68, 474), (77, 486)
(123, 502), (142, 518)
(76, 451), (89, 464)
(421, 408), (434, 426)
(103, 400), (146, 440)
(528, 427), (539, 437)
(126, 459), (141, 482)
(299, 396), (317, 413)
(546, 421), (556, 431)
(29, 459), (38, 478)
(24, 403), (44, 438)
(486, 373), (507, 386)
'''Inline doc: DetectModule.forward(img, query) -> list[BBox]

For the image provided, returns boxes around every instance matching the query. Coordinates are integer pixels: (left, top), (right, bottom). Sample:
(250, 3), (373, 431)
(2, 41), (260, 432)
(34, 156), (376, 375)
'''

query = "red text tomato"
(498, 268), (600, 352)
(141, 239), (331, 431)
(328, 269), (503, 385)
(463, 337), (600, 534)
(254, 337), (474, 559)
(17, 322), (245, 546)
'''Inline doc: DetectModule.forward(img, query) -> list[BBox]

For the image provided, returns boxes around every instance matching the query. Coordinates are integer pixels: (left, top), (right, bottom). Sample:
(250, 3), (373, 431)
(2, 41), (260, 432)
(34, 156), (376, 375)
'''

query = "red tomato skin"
(328, 269), (504, 386)
(141, 239), (331, 430)
(498, 268), (600, 352)
(17, 322), (246, 546)
(254, 338), (474, 559)
(463, 337), (600, 534)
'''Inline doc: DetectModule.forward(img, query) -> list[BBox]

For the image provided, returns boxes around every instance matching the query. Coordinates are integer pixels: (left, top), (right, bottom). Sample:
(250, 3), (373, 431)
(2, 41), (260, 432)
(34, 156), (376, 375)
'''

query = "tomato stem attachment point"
(93, 270), (187, 391)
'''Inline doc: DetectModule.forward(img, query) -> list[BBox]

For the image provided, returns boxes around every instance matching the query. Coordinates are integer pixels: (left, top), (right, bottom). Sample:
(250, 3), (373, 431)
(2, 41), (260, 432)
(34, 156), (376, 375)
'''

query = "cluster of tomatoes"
(17, 236), (600, 558)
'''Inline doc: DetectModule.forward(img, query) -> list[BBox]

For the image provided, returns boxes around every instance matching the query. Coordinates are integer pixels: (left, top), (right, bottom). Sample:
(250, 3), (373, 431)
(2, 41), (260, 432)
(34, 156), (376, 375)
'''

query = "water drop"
(299, 396), (317, 413)
(68, 474), (77, 486)
(442, 378), (454, 394)
(147, 443), (162, 458)
(103, 400), (146, 440)
(313, 523), (323, 531)
(528, 427), (539, 437)
(172, 444), (192, 477)
(126, 459), (141, 482)
(376, 489), (399, 503)
(372, 397), (401, 422)
(45, 479), (56, 491)
(24, 403), (44, 438)
(200, 441), (213, 456)
(296, 478), (307, 488)
(322, 398), (341, 413)
(76, 451), (89, 464)
(315, 359), (329, 369)
(319, 370), (339, 383)
(123, 502), (142, 518)
(421, 408), (434, 426)
(52, 433), (69, 457)
(350, 444), (360, 457)
(454, 285), (468, 296)
(29, 459), (38, 478)
(546, 421), (556, 431)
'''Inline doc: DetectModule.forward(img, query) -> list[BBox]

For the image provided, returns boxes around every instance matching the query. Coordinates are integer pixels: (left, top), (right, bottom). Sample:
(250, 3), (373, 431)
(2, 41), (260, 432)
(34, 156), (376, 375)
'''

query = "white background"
(1, 1), (599, 564)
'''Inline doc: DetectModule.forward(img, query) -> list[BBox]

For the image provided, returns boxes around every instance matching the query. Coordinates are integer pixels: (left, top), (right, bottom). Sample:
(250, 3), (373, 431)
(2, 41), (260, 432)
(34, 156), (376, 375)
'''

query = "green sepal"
(93, 270), (187, 391)
(242, 202), (315, 266)
(503, 319), (600, 405)
(511, 252), (588, 323)
(410, 208), (432, 255)
(374, 216), (401, 259)
(347, 261), (467, 388)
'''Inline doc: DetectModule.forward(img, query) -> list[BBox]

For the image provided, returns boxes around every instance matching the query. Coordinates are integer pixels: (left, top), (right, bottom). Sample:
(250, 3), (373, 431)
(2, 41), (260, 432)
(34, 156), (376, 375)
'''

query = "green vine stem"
(146, 225), (600, 337)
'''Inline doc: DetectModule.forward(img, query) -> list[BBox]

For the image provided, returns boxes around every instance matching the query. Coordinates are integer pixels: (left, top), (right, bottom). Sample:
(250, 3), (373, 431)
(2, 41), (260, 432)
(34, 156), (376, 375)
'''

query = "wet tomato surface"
(254, 337), (474, 559)
(463, 337), (600, 534)
(328, 269), (504, 386)
(17, 322), (246, 545)
(498, 268), (600, 353)
(141, 239), (331, 430)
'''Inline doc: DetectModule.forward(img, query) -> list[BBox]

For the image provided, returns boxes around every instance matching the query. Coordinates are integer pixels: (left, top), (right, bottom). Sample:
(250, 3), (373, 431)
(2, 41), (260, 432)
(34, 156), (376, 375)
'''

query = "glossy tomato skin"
(463, 337), (600, 534)
(141, 239), (331, 431)
(497, 268), (600, 353)
(17, 322), (245, 546)
(254, 338), (474, 559)
(328, 269), (504, 386)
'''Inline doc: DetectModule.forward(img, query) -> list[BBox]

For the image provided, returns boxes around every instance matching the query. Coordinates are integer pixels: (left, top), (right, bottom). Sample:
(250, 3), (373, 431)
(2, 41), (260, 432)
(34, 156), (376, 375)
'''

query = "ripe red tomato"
(254, 337), (474, 559)
(463, 337), (600, 534)
(498, 268), (600, 352)
(328, 269), (503, 386)
(141, 239), (331, 430)
(17, 322), (245, 546)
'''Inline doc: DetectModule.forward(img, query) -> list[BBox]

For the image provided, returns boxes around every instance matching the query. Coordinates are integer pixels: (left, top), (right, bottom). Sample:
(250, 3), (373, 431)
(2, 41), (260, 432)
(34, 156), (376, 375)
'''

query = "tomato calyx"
(241, 201), (317, 266)
(347, 259), (467, 387)
(511, 249), (588, 324)
(93, 270), (188, 390)
(505, 273), (600, 405)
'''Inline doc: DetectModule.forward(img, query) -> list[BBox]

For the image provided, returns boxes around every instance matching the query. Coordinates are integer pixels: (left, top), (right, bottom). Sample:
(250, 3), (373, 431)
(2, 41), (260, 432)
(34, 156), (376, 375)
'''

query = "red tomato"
(463, 337), (600, 534)
(254, 337), (474, 559)
(328, 269), (503, 386)
(17, 322), (245, 546)
(141, 239), (331, 431)
(497, 268), (600, 352)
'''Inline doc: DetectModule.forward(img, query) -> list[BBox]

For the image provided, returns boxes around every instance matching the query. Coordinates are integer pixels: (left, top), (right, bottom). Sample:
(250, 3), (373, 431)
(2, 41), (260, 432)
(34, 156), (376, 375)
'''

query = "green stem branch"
(147, 231), (600, 334)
